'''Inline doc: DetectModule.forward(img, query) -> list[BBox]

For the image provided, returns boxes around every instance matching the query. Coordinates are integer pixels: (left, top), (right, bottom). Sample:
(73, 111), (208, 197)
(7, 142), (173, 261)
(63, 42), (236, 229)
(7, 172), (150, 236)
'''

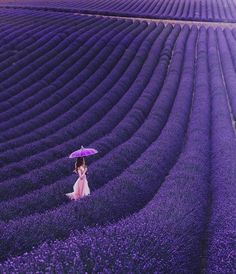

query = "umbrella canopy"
(69, 145), (98, 158)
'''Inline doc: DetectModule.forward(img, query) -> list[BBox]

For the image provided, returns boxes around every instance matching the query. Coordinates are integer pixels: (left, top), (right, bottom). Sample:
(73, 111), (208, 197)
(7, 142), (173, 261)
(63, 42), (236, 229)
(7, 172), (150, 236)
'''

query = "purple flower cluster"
(1, 0), (236, 22)
(205, 27), (236, 273)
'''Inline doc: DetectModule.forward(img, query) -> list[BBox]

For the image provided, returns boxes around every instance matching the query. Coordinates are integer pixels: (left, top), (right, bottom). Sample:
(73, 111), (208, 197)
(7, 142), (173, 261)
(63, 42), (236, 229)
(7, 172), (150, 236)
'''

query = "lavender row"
(0, 25), (211, 274)
(216, 28), (236, 121)
(0, 24), (180, 221)
(1, 0), (236, 22)
(223, 29), (236, 71)
(0, 24), (192, 261)
(204, 27), (236, 274)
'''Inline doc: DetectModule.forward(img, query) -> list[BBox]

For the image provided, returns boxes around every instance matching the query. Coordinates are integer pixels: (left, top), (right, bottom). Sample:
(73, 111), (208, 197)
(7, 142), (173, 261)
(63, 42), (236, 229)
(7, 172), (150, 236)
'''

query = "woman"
(66, 157), (90, 200)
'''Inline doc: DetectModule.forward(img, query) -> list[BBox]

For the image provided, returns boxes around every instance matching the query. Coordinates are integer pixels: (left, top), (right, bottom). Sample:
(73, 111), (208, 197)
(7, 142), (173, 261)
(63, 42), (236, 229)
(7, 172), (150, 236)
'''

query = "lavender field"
(0, 1), (235, 273)
(1, 0), (236, 22)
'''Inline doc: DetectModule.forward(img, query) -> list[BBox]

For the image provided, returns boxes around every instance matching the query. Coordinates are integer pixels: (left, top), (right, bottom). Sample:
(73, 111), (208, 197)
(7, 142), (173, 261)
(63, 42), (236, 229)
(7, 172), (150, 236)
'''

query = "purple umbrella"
(69, 145), (98, 158)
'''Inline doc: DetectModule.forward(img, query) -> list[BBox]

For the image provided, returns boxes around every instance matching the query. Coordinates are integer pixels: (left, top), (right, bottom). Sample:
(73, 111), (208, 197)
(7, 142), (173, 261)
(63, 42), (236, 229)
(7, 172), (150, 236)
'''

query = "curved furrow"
(0, 24), (195, 261)
(130, 0), (144, 12)
(0, 10), (72, 38)
(0, 9), (86, 52)
(0, 25), (211, 274)
(153, 0), (164, 15)
(0, 11), (47, 39)
(0, 19), (89, 70)
(212, 0), (220, 21)
(217, 0), (226, 21)
(0, 12), (70, 63)
(208, 1), (214, 21)
(140, 0), (154, 14)
(0, 19), (50, 52)
(0, 7), (87, 26)
(169, 0), (179, 17)
(216, 28), (236, 121)
(159, 0), (170, 18)
(200, 1), (206, 21)
(167, 0), (177, 16)
(226, 0), (236, 21)
(140, 1), (155, 13)
(0, 19), (125, 131)
(223, 28), (236, 71)
(180, 1), (190, 20)
(0, 16), (104, 105)
(0, 16), (96, 77)
(175, 0), (184, 19)
(0, 21), (149, 170)
(0, 17), (112, 109)
(0, 24), (179, 221)
(0, 8), (89, 34)
(0, 20), (137, 136)
(0, 20), (131, 137)
(0, 22), (156, 194)
(189, 0), (195, 19)
(232, 28), (236, 40)
(0, 18), (106, 115)
(204, 27), (236, 274)
(135, 0), (149, 13)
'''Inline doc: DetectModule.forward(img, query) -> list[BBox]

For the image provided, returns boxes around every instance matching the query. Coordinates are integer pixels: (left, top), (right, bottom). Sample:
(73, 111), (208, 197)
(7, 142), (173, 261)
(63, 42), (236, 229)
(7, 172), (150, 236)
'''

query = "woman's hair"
(75, 157), (84, 169)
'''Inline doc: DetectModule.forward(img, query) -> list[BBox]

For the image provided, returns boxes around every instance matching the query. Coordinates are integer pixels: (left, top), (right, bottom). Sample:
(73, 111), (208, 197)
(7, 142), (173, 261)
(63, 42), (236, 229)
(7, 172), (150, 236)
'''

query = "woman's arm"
(78, 167), (87, 178)
(83, 166), (88, 176)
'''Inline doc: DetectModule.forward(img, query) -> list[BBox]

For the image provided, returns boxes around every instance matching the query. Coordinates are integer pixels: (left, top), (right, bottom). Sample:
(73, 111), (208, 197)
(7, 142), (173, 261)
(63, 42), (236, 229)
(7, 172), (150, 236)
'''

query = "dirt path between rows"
(78, 13), (236, 29)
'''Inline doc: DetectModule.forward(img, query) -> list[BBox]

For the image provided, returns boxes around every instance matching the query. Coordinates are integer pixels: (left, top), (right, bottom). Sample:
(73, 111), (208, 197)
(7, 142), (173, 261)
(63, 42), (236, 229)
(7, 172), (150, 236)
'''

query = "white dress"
(66, 166), (90, 200)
